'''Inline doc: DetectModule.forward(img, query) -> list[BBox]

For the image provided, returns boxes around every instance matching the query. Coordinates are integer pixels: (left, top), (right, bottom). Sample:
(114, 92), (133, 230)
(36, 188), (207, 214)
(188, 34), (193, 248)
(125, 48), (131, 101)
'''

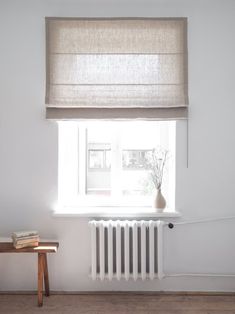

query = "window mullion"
(111, 127), (122, 201)
(78, 125), (87, 196)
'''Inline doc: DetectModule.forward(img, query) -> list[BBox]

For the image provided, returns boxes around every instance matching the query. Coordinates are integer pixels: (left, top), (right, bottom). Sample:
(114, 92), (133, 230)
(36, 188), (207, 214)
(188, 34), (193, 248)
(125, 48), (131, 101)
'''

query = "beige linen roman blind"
(46, 18), (188, 120)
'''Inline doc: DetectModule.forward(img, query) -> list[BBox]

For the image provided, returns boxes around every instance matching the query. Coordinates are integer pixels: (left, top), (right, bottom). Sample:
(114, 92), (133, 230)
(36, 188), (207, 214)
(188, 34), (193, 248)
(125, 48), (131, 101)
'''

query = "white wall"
(0, 0), (235, 292)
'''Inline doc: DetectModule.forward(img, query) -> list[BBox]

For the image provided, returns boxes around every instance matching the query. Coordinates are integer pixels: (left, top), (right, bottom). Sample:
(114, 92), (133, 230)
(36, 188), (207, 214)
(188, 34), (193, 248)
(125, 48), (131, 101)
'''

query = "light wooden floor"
(0, 293), (235, 314)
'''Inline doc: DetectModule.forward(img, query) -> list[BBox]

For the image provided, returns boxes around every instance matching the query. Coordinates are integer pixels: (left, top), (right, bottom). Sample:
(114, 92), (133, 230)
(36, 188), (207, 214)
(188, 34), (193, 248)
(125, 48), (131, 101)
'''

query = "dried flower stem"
(145, 147), (169, 190)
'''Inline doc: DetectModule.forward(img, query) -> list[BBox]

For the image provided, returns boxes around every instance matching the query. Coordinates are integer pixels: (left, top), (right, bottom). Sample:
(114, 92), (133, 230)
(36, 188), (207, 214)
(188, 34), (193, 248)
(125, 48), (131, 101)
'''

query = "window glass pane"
(120, 123), (162, 196)
(86, 128), (112, 196)
(122, 149), (153, 196)
(85, 121), (172, 198)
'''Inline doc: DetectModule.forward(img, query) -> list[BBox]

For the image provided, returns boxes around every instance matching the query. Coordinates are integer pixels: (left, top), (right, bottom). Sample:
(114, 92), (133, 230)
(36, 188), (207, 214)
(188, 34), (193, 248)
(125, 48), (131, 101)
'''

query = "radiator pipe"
(168, 215), (235, 227)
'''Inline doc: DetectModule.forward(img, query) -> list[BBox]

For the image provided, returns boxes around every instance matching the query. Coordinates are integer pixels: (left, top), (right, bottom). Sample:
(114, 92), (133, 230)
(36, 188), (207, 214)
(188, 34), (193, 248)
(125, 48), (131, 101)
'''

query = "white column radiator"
(89, 220), (164, 281)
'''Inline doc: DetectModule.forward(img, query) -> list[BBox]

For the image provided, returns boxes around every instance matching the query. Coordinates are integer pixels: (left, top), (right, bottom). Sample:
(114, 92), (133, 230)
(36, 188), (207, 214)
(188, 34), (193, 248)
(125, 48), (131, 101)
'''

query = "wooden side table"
(0, 242), (59, 306)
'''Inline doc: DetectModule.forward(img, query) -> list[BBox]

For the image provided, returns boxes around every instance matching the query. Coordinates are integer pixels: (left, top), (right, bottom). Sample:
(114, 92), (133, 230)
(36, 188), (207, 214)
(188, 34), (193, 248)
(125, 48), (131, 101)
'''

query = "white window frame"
(56, 121), (176, 215)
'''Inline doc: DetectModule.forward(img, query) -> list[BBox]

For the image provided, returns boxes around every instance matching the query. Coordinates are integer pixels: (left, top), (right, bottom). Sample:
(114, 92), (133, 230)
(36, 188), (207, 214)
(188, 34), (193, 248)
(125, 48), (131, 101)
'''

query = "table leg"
(43, 253), (50, 296)
(38, 253), (44, 307)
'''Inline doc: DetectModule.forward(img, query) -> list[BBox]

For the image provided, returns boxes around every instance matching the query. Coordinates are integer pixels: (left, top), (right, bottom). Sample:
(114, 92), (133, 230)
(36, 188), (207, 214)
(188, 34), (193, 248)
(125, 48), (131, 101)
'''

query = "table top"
(0, 242), (59, 253)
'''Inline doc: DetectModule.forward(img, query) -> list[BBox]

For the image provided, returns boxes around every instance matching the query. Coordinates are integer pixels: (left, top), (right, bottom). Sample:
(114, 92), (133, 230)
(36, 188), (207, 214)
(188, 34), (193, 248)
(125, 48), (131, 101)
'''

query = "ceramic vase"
(153, 188), (166, 212)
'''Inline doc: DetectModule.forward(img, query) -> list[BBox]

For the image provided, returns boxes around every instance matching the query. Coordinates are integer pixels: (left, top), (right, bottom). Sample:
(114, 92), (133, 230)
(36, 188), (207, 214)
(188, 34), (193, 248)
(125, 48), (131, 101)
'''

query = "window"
(46, 18), (188, 215)
(57, 121), (175, 212)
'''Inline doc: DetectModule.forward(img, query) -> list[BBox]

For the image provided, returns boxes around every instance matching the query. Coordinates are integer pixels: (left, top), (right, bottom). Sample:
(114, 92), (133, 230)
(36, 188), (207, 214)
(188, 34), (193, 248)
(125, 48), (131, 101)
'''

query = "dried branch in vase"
(145, 147), (169, 190)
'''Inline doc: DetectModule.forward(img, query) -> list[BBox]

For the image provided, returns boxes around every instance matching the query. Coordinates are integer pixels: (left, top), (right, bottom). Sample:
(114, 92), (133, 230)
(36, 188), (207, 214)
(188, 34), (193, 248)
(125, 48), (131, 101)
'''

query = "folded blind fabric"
(46, 18), (188, 120)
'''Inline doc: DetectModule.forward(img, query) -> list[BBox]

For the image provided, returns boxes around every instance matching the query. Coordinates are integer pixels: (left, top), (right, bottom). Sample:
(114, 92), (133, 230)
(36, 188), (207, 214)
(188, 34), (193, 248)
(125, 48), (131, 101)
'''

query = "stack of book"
(12, 231), (39, 249)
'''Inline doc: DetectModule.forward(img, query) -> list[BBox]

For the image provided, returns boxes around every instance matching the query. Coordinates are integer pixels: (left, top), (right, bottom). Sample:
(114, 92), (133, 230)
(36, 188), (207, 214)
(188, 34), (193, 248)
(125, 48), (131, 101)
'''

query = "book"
(13, 241), (39, 249)
(12, 234), (39, 241)
(12, 230), (39, 239)
(13, 236), (40, 246)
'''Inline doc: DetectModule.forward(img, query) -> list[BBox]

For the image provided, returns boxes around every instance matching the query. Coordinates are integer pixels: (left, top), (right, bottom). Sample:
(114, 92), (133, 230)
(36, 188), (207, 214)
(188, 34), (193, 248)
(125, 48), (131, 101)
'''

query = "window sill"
(52, 206), (181, 218)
